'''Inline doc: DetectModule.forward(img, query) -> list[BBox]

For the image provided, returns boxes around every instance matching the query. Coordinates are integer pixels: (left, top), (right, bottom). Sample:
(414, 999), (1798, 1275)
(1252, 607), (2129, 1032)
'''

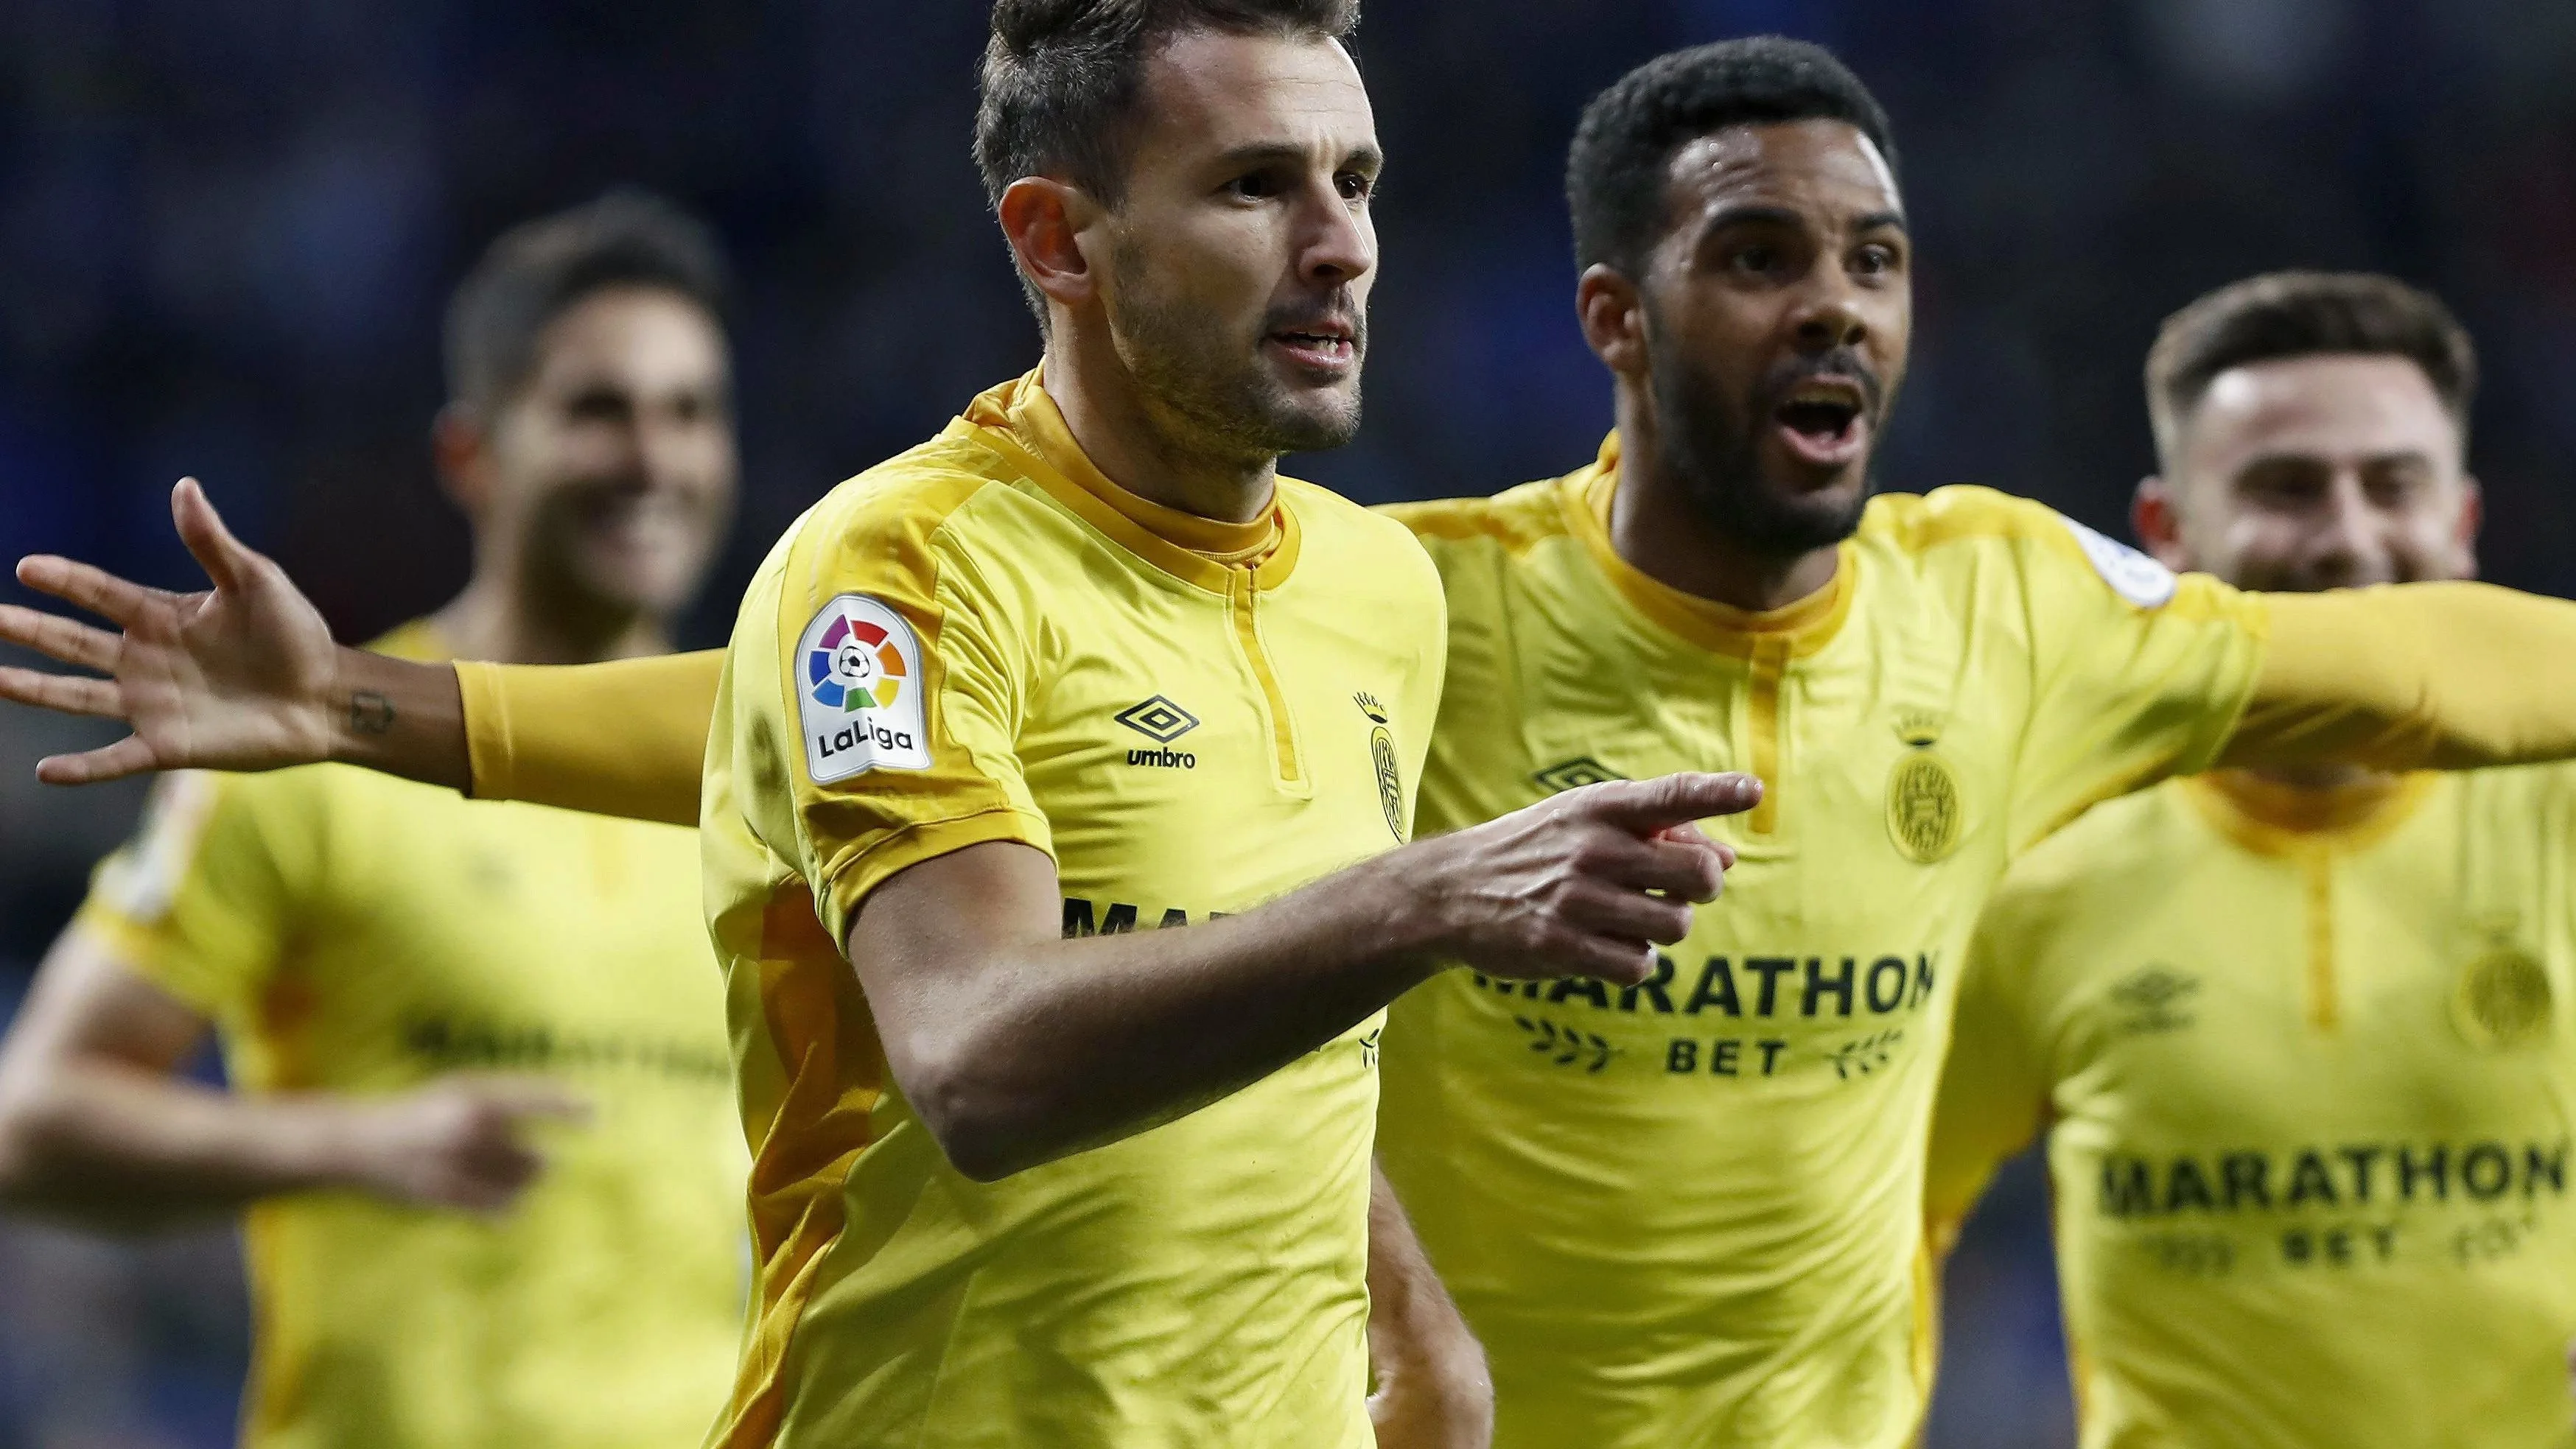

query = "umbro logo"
(2110, 963), (2199, 1035)
(1116, 695), (1200, 744)
(1117, 695), (1200, 770)
(1533, 757), (1627, 793)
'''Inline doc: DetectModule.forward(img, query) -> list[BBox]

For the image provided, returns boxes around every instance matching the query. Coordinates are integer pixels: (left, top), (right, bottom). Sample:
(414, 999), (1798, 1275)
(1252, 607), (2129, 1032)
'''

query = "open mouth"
(1771, 379), (1869, 466)
(1266, 320), (1358, 371)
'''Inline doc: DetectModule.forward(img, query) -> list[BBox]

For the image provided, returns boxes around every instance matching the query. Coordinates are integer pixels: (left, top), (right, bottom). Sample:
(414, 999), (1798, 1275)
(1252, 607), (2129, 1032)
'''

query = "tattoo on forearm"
(348, 690), (396, 735)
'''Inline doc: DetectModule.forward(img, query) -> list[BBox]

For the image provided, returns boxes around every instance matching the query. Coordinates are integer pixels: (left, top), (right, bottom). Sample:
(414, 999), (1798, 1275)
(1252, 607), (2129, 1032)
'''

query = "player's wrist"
(321, 648), (395, 767)
(290, 1095), (405, 1196)
(1357, 835), (1477, 978)
(321, 652), (472, 792)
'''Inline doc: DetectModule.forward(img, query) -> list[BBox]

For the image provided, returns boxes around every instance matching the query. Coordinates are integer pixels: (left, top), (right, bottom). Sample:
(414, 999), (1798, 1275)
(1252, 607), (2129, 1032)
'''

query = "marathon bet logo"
(1116, 695), (1201, 769)
(1533, 757), (1627, 793)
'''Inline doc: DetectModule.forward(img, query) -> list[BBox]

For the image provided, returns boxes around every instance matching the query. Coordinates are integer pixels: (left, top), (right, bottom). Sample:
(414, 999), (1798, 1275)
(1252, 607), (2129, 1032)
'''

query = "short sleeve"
(747, 486), (1053, 950)
(2008, 513), (2271, 852)
(71, 771), (312, 1028)
(1923, 885), (2054, 1253)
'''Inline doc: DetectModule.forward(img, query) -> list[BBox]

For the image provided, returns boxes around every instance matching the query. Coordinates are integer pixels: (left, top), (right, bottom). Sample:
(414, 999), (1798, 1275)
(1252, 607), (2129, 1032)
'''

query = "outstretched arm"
(854, 773), (1758, 1182)
(0, 926), (587, 1231)
(0, 480), (718, 825)
(2222, 583), (2576, 771)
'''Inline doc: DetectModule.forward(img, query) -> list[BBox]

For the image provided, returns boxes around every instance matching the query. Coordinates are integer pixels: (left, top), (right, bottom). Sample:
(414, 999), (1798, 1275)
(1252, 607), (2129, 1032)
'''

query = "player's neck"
(432, 574), (673, 667)
(1606, 391), (1841, 614)
(1039, 328), (1278, 526)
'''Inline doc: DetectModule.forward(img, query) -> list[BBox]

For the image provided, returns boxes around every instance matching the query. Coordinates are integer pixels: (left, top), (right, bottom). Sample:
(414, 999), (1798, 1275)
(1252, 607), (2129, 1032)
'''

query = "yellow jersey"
(1373, 437), (2271, 1449)
(71, 622), (748, 1449)
(1927, 767), (2576, 1449)
(699, 372), (1445, 1448)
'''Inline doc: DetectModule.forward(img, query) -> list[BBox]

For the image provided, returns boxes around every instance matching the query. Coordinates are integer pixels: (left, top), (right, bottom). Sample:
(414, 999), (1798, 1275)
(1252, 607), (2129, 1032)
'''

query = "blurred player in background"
(21, 27), (2576, 1449)
(1926, 272), (2576, 1447)
(0, 192), (749, 1448)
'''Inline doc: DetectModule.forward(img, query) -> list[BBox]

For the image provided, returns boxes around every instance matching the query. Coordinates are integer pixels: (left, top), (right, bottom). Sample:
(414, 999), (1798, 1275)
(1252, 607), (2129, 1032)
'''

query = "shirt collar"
(1563, 430), (1855, 659)
(958, 369), (1300, 592)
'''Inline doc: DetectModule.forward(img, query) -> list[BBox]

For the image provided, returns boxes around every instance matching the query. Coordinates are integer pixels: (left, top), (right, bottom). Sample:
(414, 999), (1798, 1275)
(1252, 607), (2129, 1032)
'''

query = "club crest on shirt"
(797, 594), (931, 783)
(1354, 692), (1404, 841)
(1884, 715), (1963, 863)
(2453, 944), (2552, 1049)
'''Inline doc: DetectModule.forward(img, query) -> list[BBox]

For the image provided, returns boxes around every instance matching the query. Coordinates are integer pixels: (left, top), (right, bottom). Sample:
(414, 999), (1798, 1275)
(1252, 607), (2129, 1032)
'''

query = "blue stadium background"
(4, 0), (2574, 1442)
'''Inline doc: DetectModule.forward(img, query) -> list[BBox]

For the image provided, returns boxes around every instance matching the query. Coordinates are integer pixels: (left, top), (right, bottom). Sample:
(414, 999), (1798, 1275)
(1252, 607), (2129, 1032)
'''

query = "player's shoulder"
(1861, 485), (2197, 612)
(799, 431), (1025, 549)
(1281, 477), (1443, 591)
(1861, 483), (2065, 547)
(1377, 475), (1575, 565)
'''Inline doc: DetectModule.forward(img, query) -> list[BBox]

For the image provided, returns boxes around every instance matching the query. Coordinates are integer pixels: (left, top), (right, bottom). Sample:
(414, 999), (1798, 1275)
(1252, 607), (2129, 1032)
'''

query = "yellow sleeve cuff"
(456, 651), (725, 827)
(818, 807), (1055, 952)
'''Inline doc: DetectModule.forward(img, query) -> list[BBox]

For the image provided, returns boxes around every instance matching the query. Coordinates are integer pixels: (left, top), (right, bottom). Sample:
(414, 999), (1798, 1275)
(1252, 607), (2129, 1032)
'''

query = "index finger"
(1578, 772), (1763, 832)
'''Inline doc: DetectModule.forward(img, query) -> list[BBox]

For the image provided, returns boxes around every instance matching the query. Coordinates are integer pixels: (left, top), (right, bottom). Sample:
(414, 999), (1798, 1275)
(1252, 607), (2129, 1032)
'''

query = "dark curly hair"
(1567, 37), (1897, 277)
(443, 189), (729, 415)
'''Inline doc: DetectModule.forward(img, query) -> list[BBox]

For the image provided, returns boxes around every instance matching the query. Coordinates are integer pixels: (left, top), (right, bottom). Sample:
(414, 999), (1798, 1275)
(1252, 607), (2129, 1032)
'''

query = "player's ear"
(1576, 264), (1648, 377)
(433, 402), (494, 522)
(999, 177), (1103, 313)
(2131, 475), (2191, 572)
(2455, 474), (2483, 580)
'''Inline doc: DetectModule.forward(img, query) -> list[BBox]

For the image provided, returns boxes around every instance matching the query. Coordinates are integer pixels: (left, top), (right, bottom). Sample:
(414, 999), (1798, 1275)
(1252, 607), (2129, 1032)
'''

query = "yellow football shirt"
(1928, 767), (2576, 1448)
(1373, 436), (2270, 1449)
(71, 622), (748, 1449)
(698, 371), (1444, 1448)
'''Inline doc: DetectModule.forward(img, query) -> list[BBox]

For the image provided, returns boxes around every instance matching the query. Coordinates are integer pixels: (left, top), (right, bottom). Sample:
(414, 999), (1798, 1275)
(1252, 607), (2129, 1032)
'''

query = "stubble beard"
(1109, 246), (1365, 470)
(1648, 333), (1875, 561)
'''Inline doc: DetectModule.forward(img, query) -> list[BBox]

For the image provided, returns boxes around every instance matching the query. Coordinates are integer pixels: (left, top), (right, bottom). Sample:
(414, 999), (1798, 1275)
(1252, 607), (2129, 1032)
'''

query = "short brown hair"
(973, 0), (1359, 315)
(444, 190), (729, 415)
(2146, 270), (2477, 469)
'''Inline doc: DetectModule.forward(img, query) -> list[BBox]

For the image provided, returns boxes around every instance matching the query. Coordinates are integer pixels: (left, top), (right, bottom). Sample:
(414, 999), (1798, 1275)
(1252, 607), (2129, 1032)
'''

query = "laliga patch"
(2060, 515), (2177, 609)
(797, 594), (931, 782)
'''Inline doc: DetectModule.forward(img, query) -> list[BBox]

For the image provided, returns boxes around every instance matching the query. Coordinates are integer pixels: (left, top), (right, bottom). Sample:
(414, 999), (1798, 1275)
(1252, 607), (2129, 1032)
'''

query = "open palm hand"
(0, 479), (343, 783)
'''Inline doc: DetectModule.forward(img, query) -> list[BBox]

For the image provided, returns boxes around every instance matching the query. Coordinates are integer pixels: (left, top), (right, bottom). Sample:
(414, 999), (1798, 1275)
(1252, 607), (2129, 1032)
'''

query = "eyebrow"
(1210, 140), (1384, 172)
(1699, 204), (1910, 234)
(2232, 447), (2442, 474)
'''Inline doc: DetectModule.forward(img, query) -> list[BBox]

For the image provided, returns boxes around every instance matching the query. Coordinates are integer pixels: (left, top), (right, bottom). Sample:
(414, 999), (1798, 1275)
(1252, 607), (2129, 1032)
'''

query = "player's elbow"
(898, 1039), (1065, 1184)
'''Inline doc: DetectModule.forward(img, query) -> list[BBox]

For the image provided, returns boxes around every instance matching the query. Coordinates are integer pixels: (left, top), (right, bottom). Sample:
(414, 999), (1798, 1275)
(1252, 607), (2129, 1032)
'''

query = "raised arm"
(2222, 583), (2576, 771)
(852, 772), (1758, 1182)
(0, 926), (586, 1232)
(0, 480), (718, 825)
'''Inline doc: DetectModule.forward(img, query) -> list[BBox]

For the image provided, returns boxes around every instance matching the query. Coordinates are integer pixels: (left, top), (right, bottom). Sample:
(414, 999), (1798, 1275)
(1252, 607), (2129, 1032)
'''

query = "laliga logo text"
(797, 594), (932, 782)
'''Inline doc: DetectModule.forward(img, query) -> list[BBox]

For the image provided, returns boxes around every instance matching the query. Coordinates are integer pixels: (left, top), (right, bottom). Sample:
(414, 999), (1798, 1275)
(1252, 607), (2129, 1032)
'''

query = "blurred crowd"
(3, 0), (2574, 1443)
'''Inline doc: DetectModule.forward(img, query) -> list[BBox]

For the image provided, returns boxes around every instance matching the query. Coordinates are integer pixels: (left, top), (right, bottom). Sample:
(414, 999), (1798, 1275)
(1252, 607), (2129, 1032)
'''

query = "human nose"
(1295, 178), (1373, 288)
(1788, 265), (1869, 353)
(2306, 469), (2387, 580)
